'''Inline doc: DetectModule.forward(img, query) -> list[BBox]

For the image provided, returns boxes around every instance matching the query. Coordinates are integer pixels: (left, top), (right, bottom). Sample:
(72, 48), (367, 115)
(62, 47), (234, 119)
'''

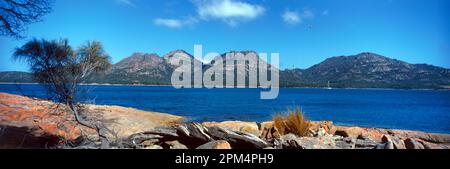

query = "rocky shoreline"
(0, 92), (449, 149)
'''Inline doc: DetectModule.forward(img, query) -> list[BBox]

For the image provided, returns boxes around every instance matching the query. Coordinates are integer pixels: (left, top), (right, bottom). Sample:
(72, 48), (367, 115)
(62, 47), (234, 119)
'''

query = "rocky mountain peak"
(353, 52), (395, 63)
(219, 50), (259, 58)
(226, 50), (258, 55)
(2, 51), (449, 89)
(114, 52), (163, 71)
(163, 50), (193, 59)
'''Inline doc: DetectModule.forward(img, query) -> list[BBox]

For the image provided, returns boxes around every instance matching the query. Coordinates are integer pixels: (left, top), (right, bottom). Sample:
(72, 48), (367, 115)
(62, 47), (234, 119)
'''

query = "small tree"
(0, 0), (53, 38)
(14, 38), (112, 148)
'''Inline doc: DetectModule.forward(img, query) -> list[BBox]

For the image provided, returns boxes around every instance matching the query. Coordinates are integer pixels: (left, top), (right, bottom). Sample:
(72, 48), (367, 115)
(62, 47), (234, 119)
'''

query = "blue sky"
(1, 0), (449, 71)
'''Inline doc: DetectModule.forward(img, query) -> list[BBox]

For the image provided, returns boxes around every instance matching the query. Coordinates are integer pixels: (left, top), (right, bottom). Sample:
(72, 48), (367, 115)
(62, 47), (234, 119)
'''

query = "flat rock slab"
(0, 92), (184, 148)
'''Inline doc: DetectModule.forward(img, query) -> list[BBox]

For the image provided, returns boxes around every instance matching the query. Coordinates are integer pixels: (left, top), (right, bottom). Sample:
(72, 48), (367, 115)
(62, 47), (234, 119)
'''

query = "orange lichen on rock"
(1, 92), (185, 148)
(0, 92), (84, 141)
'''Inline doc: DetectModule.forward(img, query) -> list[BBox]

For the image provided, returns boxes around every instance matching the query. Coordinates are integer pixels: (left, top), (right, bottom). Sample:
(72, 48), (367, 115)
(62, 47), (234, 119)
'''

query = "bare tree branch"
(0, 0), (53, 38)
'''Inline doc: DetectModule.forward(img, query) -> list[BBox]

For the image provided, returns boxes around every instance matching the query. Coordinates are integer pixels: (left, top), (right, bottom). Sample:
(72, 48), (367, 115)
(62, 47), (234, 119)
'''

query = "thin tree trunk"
(68, 102), (110, 149)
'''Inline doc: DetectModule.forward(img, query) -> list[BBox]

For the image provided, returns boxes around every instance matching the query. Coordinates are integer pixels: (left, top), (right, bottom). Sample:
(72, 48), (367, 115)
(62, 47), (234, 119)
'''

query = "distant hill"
(280, 52), (450, 89)
(84, 52), (177, 85)
(0, 71), (34, 83)
(1, 52), (449, 89)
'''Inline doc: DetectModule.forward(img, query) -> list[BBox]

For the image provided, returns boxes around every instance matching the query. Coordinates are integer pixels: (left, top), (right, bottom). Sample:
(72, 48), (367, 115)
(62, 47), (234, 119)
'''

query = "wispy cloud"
(154, 18), (183, 28)
(282, 8), (315, 25)
(194, 0), (265, 27)
(322, 10), (329, 16)
(282, 10), (300, 25)
(153, 17), (199, 28)
(116, 0), (135, 7)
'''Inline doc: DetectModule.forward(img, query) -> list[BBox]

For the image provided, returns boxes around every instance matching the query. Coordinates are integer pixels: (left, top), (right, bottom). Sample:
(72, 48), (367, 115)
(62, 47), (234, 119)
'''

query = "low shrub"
(273, 108), (310, 137)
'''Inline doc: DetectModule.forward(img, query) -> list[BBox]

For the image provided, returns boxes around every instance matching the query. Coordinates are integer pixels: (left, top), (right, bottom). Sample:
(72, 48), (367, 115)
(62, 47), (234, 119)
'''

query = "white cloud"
(282, 8), (315, 25)
(116, 0), (135, 7)
(154, 17), (199, 28)
(194, 0), (265, 26)
(154, 18), (182, 28)
(282, 11), (300, 25)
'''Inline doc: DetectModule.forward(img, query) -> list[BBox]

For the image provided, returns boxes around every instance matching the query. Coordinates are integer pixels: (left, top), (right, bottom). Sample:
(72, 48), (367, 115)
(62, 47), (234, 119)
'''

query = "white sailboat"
(326, 81), (332, 90)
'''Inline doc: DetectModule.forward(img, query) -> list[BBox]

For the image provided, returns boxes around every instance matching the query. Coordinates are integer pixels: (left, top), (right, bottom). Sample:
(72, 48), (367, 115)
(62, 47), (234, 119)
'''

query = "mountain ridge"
(1, 51), (449, 89)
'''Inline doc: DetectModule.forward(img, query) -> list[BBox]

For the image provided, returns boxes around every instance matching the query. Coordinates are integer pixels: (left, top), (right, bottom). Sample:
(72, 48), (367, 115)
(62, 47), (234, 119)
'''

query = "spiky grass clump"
(273, 108), (310, 137)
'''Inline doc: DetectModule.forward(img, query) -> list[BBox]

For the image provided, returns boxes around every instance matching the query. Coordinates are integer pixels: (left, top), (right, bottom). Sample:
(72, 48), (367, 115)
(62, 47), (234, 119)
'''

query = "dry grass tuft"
(273, 108), (311, 137)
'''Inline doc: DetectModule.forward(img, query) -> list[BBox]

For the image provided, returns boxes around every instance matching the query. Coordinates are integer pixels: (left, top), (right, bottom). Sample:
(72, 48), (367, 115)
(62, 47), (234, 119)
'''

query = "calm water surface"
(1, 84), (449, 134)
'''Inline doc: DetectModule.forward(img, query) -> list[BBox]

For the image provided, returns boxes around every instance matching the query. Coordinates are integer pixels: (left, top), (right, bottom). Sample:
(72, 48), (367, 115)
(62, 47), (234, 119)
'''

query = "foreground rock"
(278, 134), (338, 149)
(258, 121), (450, 149)
(202, 121), (259, 136)
(0, 92), (183, 148)
(128, 123), (269, 149)
(1, 92), (450, 149)
(197, 140), (231, 149)
(86, 105), (183, 138)
(404, 138), (425, 149)
(127, 120), (450, 149)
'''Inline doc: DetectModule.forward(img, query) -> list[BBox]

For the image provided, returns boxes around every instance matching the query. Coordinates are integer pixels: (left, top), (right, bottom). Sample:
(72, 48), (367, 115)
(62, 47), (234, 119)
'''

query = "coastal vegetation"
(273, 108), (310, 137)
(13, 38), (114, 148)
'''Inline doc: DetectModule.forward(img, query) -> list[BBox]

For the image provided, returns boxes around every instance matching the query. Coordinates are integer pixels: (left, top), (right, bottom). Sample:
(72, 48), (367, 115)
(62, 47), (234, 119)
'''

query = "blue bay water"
(0, 84), (449, 134)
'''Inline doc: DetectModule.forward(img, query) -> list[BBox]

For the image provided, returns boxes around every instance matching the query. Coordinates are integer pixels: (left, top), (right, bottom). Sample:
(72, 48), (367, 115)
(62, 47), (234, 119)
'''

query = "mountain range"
(1, 51), (449, 89)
